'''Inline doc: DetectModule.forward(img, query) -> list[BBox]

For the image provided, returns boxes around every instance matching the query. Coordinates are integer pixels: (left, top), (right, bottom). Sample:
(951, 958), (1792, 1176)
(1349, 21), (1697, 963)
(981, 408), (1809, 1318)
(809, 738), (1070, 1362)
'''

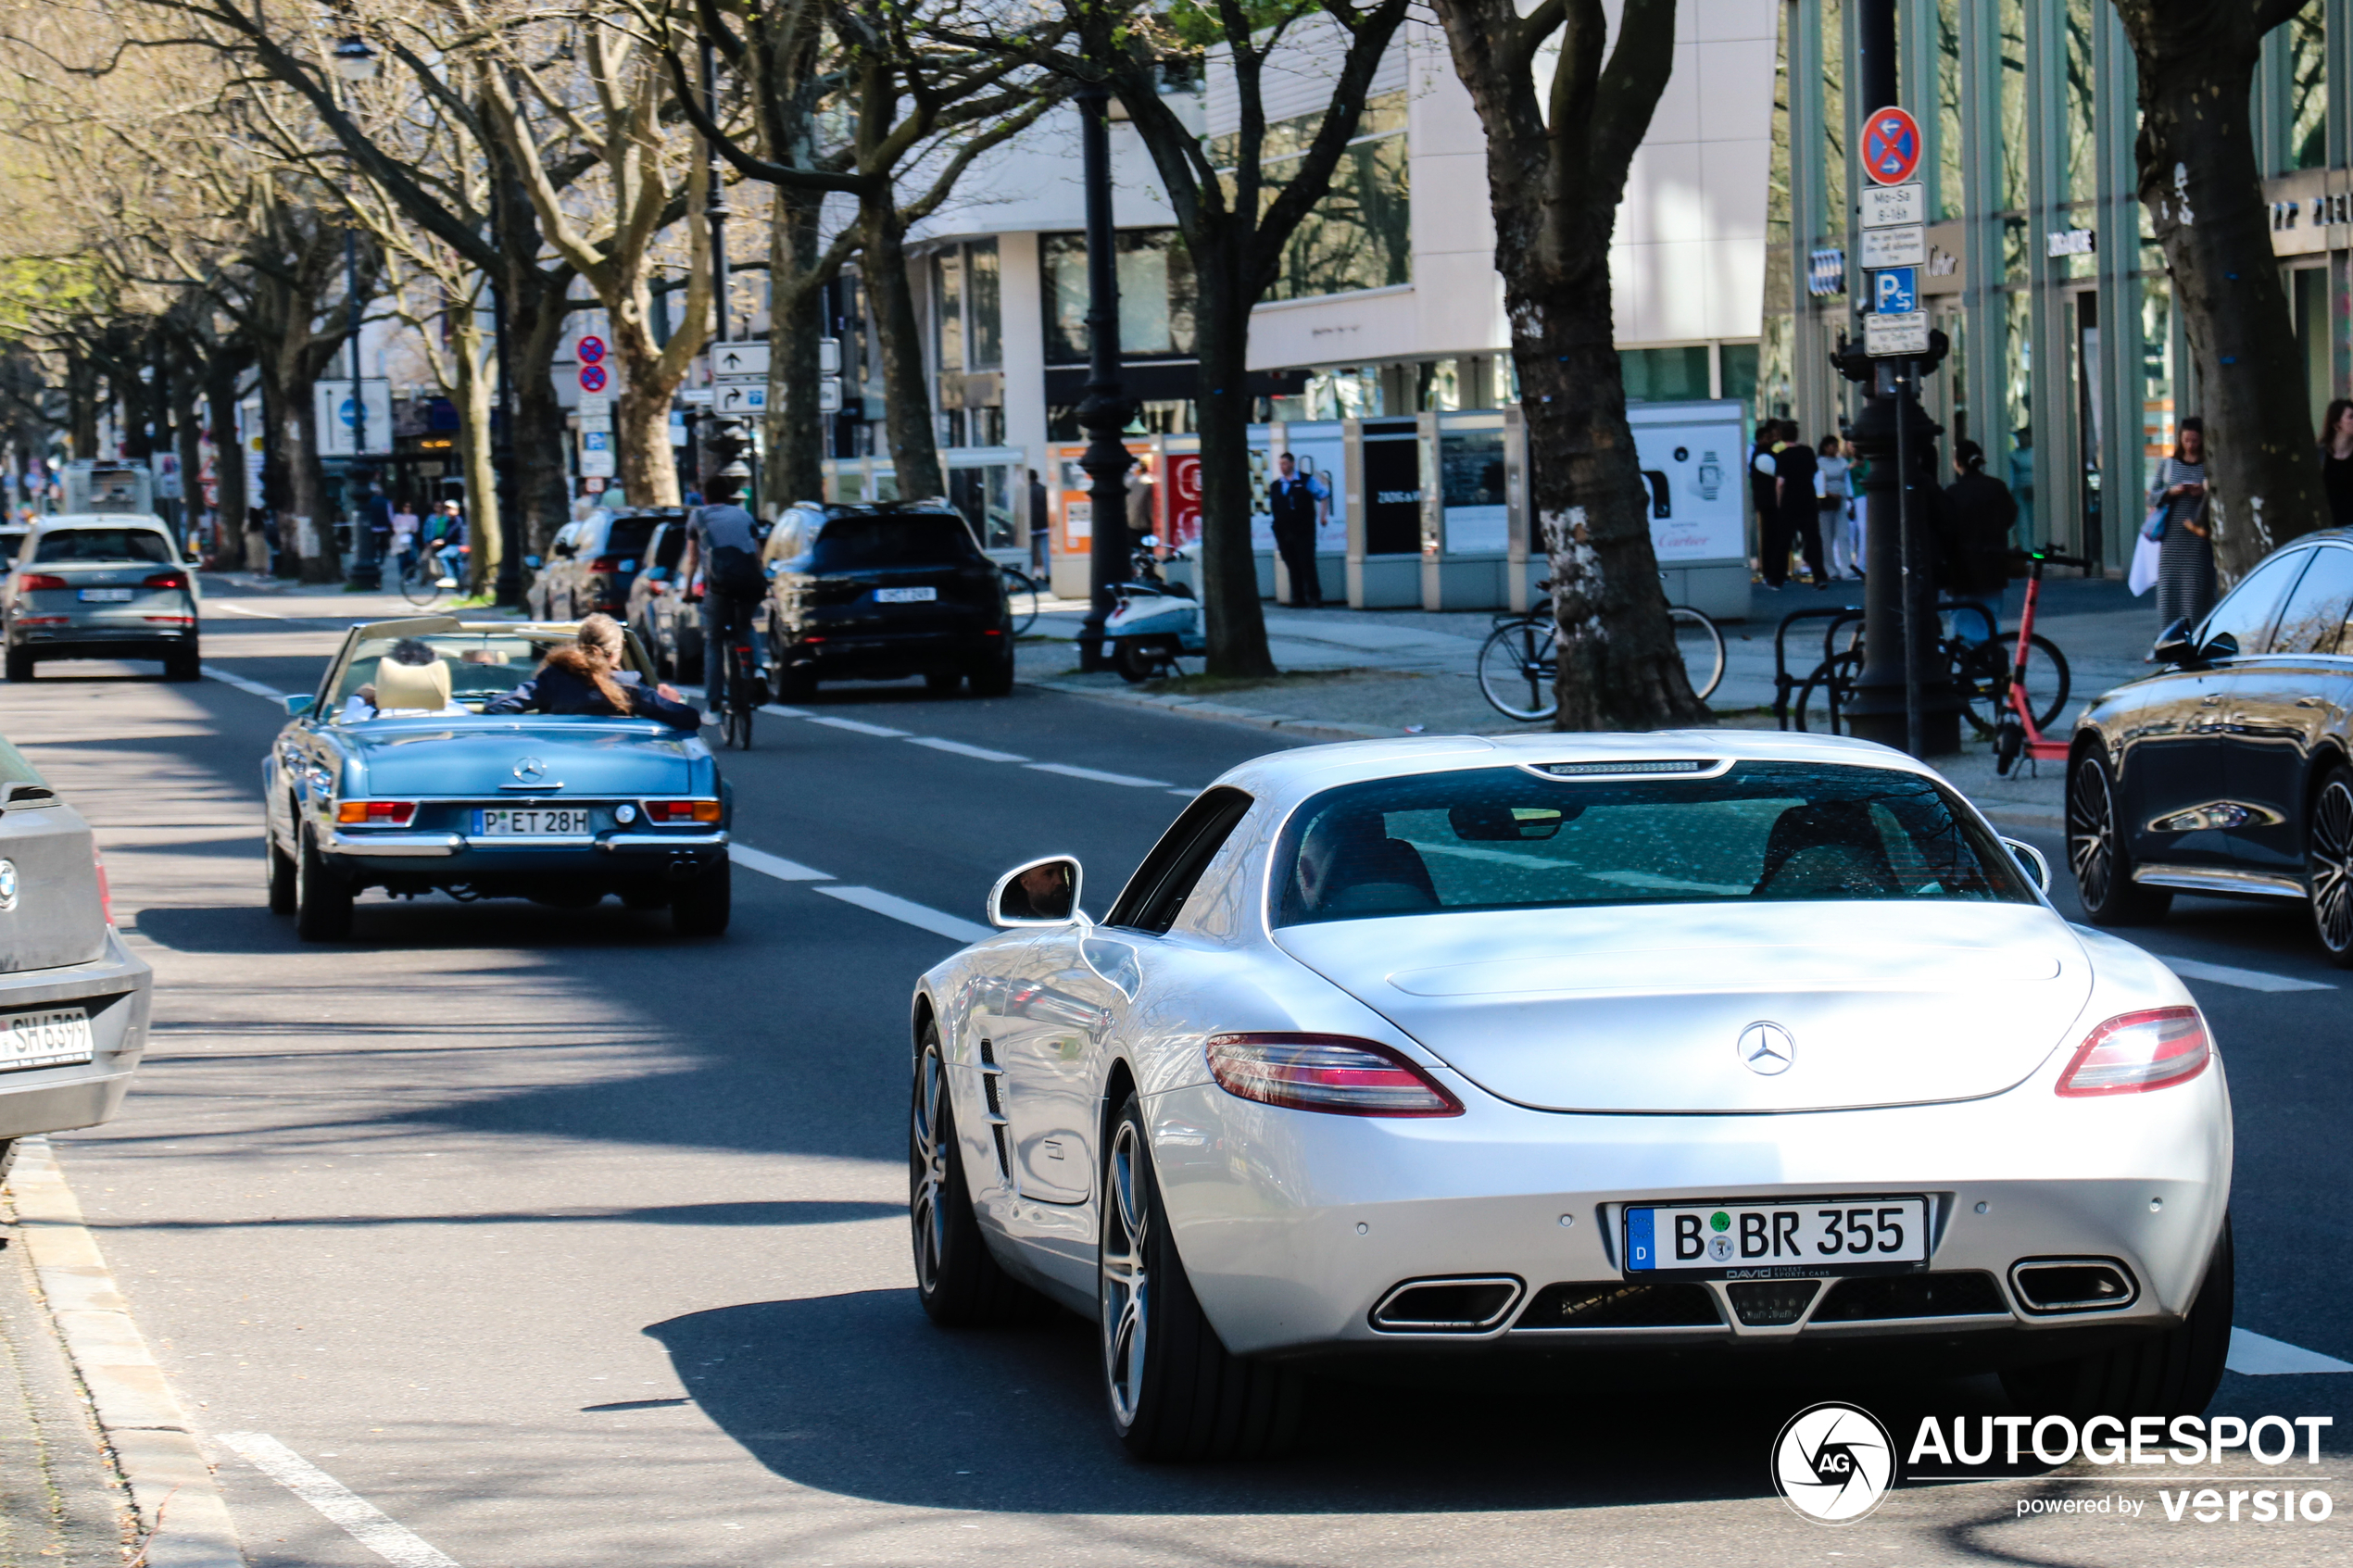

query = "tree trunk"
(611, 285), (683, 508)
(2116, 0), (2322, 580)
(1512, 278), (1707, 728)
(762, 192), (831, 511)
(260, 360), (333, 583)
(1192, 264), (1276, 677)
(204, 350), (248, 570)
(500, 262), (573, 557)
(450, 306), (501, 597)
(65, 353), (97, 458)
(170, 345), (206, 558)
(861, 192), (942, 501)
(1433, 0), (1704, 730)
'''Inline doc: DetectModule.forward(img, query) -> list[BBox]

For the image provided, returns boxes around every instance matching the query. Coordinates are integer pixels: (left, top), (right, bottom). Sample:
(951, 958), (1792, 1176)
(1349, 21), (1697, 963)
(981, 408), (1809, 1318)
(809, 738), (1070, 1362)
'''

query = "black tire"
(969, 648), (1015, 698)
(911, 1024), (1041, 1326)
(620, 882), (670, 911)
(164, 646), (201, 683)
(773, 661), (815, 703)
(670, 854), (731, 936)
(1792, 651), (1859, 735)
(2305, 764), (2353, 966)
(1959, 635), (2071, 738)
(294, 827), (353, 942)
(1111, 639), (1157, 684)
(2069, 751), (2172, 925)
(925, 671), (964, 696)
(1100, 1093), (1301, 1461)
(4, 646), (31, 683)
(1476, 618), (1556, 722)
(2001, 1220), (2232, 1423)
(264, 825), (297, 916)
(1667, 606), (1725, 702)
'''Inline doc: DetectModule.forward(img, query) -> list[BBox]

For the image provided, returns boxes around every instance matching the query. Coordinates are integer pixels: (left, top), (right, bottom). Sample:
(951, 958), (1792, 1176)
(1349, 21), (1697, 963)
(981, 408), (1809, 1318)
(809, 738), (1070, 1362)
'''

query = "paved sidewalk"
(0, 1177), (134, 1567)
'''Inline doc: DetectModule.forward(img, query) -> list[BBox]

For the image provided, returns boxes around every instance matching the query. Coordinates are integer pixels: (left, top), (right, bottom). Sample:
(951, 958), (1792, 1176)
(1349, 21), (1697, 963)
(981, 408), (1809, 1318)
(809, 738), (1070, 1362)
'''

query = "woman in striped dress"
(2149, 417), (2214, 630)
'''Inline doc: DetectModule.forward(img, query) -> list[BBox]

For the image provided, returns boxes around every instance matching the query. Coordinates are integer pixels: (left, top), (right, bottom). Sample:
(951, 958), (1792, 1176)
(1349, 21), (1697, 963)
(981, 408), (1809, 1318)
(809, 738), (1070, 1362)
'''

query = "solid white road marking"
(1026, 761), (1170, 788)
(728, 845), (832, 882)
(212, 602), (294, 620)
(814, 884), (992, 944)
(760, 704), (812, 718)
(202, 666), (291, 701)
(909, 736), (1029, 763)
(2226, 1327), (2353, 1374)
(216, 1433), (463, 1568)
(2165, 957), (2336, 993)
(1166, 787), (1198, 798)
(805, 716), (911, 737)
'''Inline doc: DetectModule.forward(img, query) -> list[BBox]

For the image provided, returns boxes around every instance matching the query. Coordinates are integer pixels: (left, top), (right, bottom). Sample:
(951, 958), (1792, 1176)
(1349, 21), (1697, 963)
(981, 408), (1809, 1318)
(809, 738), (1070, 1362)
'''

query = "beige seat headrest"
(375, 655), (453, 711)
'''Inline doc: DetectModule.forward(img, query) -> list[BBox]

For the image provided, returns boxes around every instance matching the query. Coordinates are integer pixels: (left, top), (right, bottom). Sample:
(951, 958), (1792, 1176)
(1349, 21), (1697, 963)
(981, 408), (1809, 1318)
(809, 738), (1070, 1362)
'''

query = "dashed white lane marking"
(1026, 760), (1171, 788)
(728, 845), (831, 882)
(202, 665), (291, 701)
(2227, 1327), (2353, 1375)
(212, 602), (294, 620)
(814, 884), (992, 944)
(805, 715), (911, 737)
(2166, 957), (2336, 994)
(761, 704), (812, 718)
(217, 1433), (463, 1568)
(1166, 787), (1198, 798)
(910, 736), (1029, 763)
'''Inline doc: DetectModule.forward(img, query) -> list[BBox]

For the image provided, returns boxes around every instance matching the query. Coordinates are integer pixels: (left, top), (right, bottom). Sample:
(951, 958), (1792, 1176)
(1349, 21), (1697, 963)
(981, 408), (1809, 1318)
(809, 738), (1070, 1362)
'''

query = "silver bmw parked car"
(908, 732), (2233, 1459)
(3, 514), (201, 683)
(0, 733), (151, 1185)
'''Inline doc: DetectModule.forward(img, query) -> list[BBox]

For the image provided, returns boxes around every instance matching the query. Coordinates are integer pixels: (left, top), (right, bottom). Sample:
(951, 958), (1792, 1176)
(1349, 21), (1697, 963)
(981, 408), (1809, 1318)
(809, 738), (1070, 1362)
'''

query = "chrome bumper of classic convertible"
(325, 830), (729, 858)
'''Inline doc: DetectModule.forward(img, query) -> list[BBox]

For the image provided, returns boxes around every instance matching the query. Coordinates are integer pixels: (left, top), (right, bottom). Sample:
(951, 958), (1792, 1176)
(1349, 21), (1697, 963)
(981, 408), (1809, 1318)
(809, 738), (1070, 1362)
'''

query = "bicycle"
(714, 635), (758, 750)
(398, 548), (459, 608)
(1477, 594), (1724, 722)
(999, 563), (1041, 635)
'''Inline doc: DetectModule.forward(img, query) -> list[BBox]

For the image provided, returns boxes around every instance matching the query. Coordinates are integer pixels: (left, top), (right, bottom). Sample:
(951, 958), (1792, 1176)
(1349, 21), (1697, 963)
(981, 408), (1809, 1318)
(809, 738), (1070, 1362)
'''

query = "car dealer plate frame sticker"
(1622, 1196), (1931, 1280)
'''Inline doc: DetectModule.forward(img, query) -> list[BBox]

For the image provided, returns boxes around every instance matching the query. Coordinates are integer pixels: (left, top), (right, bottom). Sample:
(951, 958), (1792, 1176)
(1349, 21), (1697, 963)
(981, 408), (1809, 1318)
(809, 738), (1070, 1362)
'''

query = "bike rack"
(1771, 601), (1999, 732)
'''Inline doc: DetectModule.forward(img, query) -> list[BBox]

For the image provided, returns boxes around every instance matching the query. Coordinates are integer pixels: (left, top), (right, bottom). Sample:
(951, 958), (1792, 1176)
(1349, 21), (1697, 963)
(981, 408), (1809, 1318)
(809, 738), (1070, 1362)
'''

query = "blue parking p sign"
(1874, 267), (1919, 315)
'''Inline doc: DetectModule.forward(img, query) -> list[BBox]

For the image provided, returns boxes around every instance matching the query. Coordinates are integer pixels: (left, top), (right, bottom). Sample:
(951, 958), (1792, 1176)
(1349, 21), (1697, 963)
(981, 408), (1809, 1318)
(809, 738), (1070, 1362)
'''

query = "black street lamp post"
(333, 36), (381, 590)
(491, 282), (522, 608)
(1073, 81), (1133, 671)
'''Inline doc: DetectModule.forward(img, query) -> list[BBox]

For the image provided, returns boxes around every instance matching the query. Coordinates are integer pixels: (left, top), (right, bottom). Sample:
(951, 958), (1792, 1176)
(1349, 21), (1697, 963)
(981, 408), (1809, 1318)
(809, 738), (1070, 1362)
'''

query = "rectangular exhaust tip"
(1369, 1276), (1524, 1333)
(2010, 1258), (2138, 1314)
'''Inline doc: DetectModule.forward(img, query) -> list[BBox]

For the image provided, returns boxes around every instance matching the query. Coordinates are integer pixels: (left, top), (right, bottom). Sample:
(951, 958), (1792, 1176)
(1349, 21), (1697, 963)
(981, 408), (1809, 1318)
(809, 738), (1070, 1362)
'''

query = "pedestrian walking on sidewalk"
(1943, 439), (2017, 645)
(2321, 398), (2353, 531)
(1771, 426), (1826, 588)
(1816, 433), (1856, 581)
(2149, 417), (2215, 631)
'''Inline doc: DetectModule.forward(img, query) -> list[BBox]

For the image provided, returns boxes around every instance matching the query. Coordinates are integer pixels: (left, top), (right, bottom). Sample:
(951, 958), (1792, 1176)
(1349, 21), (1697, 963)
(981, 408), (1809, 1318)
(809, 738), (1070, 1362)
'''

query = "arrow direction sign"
(717, 384), (768, 414)
(713, 341), (770, 380)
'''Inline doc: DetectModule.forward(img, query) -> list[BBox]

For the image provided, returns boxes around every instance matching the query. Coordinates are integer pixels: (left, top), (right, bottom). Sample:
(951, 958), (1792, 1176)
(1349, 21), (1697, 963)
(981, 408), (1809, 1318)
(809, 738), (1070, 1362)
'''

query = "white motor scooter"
(1103, 537), (1204, 683)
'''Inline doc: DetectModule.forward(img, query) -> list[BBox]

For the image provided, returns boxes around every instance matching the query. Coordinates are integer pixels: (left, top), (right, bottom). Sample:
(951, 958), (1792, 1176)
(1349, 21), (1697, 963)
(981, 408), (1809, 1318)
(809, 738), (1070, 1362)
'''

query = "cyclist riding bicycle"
(679, 458), (764, 717)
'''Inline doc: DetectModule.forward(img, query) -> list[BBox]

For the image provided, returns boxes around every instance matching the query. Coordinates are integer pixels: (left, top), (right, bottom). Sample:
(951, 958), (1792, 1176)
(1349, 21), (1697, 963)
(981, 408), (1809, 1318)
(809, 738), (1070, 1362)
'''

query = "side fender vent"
(977, 1038), (1011, 1182)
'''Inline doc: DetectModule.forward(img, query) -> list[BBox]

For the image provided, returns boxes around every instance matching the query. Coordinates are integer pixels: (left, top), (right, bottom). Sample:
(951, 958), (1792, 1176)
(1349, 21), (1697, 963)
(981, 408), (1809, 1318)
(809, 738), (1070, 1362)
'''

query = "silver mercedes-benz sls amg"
(907, 732), (2233, 1461)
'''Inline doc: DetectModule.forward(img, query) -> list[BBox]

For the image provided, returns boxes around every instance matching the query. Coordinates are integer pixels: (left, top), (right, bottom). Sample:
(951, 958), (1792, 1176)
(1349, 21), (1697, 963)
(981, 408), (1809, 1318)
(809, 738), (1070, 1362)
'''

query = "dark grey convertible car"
(2069, 529), (2353, 962)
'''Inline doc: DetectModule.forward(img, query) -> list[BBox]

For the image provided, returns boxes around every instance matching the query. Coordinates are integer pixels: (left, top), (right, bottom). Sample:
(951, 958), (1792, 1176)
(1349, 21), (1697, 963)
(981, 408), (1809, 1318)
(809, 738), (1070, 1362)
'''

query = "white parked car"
(907, 733), (2233, 1459)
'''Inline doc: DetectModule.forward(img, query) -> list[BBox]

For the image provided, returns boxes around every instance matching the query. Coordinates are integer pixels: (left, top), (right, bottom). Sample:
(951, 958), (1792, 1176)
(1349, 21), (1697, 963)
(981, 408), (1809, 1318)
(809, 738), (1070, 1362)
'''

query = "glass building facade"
(1764, 0), (2349, 572)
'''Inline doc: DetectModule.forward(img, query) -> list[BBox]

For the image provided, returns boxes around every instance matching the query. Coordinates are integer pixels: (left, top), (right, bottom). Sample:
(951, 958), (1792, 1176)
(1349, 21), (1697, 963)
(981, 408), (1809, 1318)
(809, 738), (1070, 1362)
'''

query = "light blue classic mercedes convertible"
(261, 617), (730, 941)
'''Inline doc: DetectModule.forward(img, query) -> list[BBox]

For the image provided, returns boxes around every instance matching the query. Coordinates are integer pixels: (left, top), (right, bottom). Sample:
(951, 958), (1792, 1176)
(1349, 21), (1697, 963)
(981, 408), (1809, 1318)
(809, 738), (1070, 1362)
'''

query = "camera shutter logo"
(1772, 1402), (1896, 1524)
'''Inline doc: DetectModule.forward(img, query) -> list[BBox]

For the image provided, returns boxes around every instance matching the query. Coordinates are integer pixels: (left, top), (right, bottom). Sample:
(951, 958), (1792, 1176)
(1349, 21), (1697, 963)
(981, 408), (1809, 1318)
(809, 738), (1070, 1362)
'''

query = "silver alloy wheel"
(2069, 757), (2117, 910)
(1101, 1117), (1151, 1429)
(2310, 779), (2353, 954)
(910, 1046), (950, 1293)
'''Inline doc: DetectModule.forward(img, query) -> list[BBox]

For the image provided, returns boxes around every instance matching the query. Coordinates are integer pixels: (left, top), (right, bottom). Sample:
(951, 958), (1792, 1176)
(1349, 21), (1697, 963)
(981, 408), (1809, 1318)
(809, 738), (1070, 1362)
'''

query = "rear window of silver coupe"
(1273, 761), (2033, 924)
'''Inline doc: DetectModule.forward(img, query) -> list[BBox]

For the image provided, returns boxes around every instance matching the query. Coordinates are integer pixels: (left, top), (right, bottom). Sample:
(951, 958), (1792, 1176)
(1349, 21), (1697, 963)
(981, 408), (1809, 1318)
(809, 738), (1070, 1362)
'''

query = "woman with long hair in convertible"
(486, 614), (701, 731)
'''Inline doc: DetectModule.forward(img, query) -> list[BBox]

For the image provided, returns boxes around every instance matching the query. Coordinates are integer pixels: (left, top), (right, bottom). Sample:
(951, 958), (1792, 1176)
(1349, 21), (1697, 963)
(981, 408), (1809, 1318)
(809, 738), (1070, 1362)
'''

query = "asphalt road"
(2, 594), (2347, 1567)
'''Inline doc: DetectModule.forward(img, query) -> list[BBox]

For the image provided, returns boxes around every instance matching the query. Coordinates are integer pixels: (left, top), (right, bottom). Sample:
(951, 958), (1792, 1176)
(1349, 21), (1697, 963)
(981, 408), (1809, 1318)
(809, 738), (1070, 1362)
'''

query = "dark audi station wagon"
(761, 503), (1013, 700)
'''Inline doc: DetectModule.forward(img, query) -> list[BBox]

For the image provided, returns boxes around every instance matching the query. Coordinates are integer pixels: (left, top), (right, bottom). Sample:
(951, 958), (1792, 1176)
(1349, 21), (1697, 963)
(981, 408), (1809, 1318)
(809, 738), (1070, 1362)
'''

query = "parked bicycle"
(1478, 589), (1724, 722)
(397, 546), (464, 608)
(999, 563), (1041, 635)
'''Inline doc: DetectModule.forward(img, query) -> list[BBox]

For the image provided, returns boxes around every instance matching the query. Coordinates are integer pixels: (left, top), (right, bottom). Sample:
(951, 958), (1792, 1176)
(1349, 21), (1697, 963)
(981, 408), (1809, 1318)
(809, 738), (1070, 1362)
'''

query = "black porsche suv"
(761, 502), (1014, 700)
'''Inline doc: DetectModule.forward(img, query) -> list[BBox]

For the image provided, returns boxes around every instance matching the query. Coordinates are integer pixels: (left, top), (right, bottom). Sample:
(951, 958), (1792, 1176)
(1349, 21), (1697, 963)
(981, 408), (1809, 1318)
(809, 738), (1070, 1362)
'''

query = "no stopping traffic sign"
(1862, 107), (1921, 186)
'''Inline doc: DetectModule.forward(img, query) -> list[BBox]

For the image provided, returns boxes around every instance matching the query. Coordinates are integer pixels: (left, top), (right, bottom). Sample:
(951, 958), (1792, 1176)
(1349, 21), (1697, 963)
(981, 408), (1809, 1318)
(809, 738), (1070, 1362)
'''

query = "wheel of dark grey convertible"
(2304, 766), (2353, 966)
(909, 1024), (1039, 1327)
(2069, 752), (2171, 926)
(2001, 1219), (2232, 1422)
(1100, 1093), (1300, 1461)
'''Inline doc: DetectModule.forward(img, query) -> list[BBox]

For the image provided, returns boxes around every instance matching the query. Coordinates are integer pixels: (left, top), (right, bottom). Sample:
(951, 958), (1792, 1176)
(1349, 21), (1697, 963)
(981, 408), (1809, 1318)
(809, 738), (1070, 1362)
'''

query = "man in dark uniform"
(1267, 452), (1324, 608)
(1771, 426), (1827, 588)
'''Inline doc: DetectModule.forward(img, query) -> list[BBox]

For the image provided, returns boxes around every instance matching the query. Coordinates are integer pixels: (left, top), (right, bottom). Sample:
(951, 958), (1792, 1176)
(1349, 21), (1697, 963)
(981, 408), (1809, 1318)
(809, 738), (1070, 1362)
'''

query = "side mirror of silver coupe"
(988, 855), (1085, 929)
(2002, 837), (2051, 897)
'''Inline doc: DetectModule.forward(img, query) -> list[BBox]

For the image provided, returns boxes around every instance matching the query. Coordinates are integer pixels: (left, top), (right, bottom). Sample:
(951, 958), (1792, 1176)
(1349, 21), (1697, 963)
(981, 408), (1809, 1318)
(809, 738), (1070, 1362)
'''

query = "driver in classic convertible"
(485, 614), (701, 731)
